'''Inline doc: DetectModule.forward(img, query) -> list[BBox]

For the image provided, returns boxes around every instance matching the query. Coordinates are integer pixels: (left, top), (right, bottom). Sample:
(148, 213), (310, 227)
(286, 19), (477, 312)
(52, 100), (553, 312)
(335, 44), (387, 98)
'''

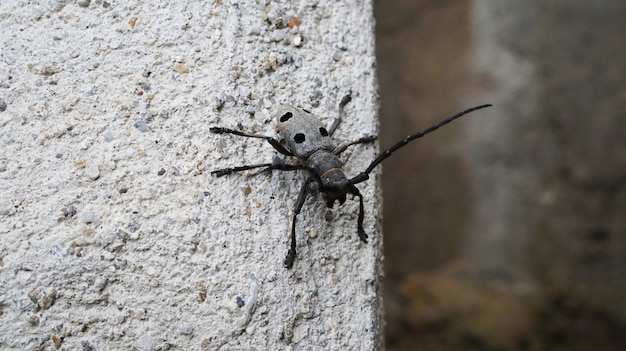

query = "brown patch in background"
(375, 1), (477, 347)
(375, 1), (626, 350)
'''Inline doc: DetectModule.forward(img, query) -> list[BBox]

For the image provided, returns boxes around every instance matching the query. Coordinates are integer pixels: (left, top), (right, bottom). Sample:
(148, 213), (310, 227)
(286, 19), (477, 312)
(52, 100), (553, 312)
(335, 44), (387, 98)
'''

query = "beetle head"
(319, 169), (351, 208)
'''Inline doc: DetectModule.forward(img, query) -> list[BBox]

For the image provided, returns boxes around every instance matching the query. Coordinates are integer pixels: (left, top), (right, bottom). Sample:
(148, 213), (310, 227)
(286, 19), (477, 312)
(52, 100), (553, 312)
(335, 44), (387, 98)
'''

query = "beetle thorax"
(307, 150), (350, 193)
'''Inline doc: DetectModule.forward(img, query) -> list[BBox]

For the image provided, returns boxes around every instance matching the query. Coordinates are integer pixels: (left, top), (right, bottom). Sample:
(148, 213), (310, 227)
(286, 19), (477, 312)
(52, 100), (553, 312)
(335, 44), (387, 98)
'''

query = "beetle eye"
(294, 133), (305, 143)
(280, 112), (293, 122)
(319, 127), (329, 137)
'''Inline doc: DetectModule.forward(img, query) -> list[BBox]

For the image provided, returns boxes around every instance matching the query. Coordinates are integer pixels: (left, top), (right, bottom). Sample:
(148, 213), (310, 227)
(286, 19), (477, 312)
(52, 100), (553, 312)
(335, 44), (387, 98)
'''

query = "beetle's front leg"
(332, 135), (378, 155)
(350, 185), (368, 243)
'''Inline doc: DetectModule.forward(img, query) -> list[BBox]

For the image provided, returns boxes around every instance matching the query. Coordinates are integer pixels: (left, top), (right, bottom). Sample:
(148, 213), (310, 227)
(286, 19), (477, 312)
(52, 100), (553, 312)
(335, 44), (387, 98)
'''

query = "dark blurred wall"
(375, 1), (626, 350)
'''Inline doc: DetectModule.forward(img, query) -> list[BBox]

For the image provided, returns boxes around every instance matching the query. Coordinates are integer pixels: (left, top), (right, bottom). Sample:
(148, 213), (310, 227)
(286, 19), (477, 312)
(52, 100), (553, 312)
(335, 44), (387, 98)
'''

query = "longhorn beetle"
(210, 94), (491, 269)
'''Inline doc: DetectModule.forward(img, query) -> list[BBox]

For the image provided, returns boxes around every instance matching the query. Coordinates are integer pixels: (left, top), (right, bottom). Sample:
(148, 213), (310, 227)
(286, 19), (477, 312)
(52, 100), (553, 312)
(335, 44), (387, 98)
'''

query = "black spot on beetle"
(294, 133), (306, 143)
(320, 127), (329, 136)
(302, 109), (311, 114)
(280, 112), (293, 122)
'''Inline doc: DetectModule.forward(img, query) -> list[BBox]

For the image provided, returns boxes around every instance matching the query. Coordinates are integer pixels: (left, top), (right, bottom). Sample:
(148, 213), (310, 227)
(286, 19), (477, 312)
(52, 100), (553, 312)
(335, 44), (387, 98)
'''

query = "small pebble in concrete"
(293, 35), (302, 47)
(134, 121), (148, 132)
(180, 325), (194, 335)
(272, 29), (286, 41)
(82, 211), (95, 223)
(86, 165), (100, 180)
(236, 296), (245, 307)
(81, 341), (95, 351)
(138, 334), (153, 351)
(93, 277), (108, 292)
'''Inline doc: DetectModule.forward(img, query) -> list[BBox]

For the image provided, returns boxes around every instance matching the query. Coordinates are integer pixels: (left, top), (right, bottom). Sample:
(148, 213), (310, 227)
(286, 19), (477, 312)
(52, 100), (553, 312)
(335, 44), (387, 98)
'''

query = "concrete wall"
(0, 1), (383, 350)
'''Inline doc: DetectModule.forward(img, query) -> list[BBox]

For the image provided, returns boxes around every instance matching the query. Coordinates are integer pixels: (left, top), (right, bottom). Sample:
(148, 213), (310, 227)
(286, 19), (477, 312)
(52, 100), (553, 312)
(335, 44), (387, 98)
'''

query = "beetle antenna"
(349, 104), (492, 185)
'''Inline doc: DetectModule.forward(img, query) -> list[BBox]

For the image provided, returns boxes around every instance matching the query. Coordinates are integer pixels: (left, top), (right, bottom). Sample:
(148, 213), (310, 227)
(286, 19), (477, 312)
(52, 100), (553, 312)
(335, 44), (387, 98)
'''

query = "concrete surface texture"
(0, 1), (382, 350)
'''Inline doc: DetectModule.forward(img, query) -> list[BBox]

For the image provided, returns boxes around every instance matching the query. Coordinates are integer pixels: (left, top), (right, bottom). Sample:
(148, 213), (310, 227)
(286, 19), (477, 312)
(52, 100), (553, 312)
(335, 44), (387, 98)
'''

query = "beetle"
(210, 94), (491, 268)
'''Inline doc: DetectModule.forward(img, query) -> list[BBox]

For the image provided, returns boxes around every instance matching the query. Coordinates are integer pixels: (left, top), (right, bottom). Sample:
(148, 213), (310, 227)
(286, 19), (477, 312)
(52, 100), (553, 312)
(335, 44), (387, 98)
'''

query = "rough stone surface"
(0, 1), (383, 350)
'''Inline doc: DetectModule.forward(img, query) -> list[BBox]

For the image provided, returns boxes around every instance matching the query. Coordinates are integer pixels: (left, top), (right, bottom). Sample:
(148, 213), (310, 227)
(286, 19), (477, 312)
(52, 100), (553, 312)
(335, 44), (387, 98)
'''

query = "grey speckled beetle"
(211, 93), (491, 269)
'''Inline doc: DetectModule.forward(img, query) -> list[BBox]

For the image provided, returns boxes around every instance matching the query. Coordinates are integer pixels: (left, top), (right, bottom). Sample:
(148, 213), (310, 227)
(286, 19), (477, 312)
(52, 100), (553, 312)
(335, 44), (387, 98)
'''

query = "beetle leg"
(332, 135), (378, 155)
(284, 177), (314, 269)
(210, 127), (294, 156)
(327, 92), (352, 136)
(350, 185), (368, 243)
(211, 162), (307, 177)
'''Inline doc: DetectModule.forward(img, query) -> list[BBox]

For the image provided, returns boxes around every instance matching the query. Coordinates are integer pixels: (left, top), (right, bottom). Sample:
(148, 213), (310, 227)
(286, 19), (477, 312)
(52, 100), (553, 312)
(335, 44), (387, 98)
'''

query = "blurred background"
(374, 1), (626, 350)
